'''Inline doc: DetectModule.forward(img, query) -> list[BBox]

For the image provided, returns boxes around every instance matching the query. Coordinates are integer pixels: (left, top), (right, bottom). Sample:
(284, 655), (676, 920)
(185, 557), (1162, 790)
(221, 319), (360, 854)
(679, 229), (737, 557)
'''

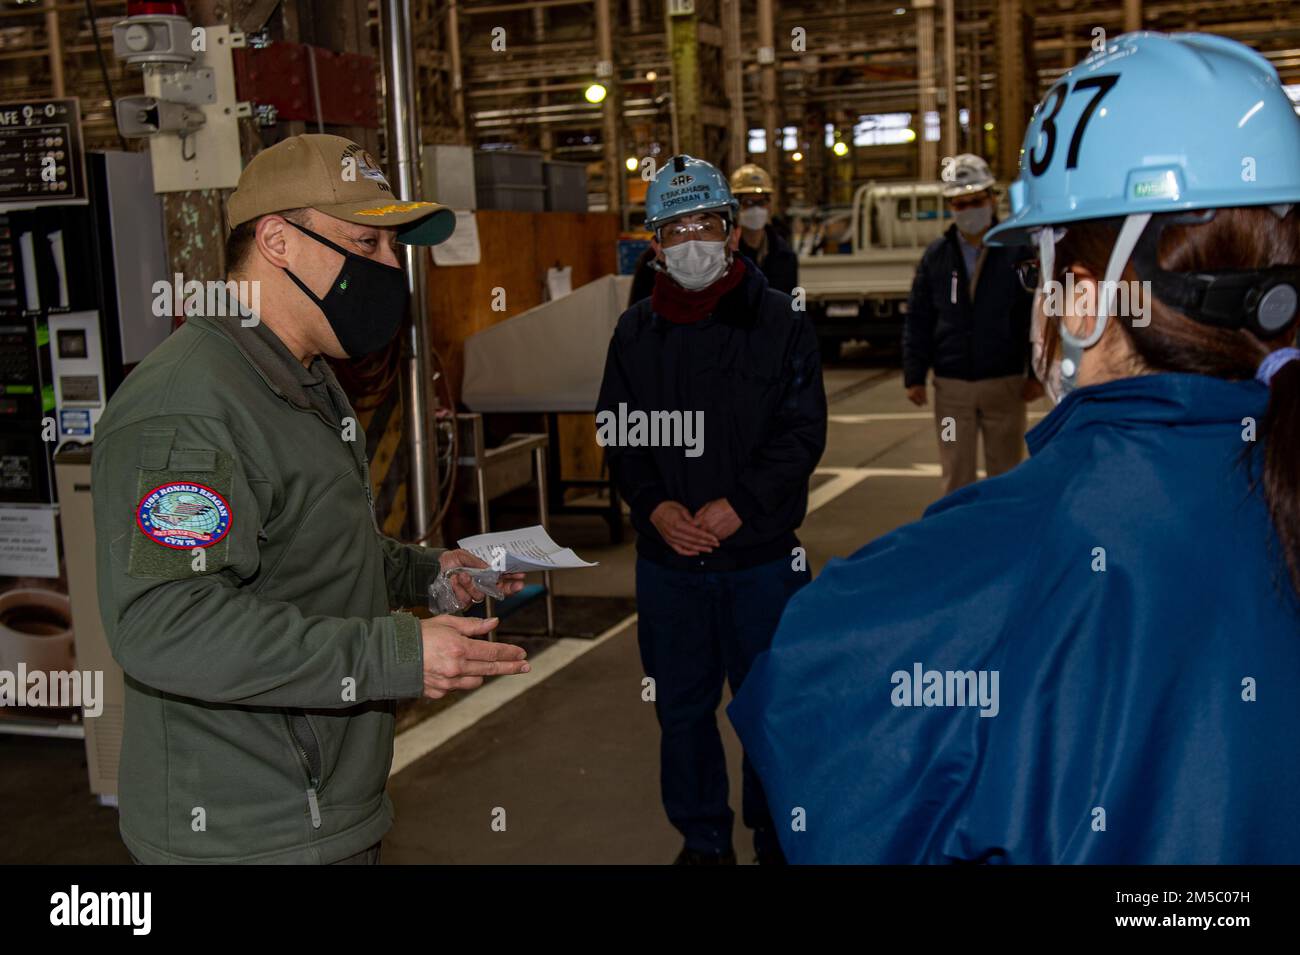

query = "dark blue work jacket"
(730, 372), (1300, 863)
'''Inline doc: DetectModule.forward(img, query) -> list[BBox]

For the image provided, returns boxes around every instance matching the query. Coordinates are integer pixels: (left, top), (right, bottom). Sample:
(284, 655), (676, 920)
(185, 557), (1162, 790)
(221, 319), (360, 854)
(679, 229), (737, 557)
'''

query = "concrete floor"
(0, 350), (1050, 864)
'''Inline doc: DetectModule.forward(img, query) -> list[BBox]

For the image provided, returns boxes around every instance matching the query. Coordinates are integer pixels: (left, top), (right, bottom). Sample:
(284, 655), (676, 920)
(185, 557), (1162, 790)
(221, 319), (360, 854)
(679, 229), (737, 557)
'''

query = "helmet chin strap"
(1048, 212), (1152, 393)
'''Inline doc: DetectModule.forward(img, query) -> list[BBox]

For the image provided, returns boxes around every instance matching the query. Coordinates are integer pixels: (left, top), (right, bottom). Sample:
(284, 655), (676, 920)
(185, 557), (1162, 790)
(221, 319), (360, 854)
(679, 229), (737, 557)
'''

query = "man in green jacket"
(92, 134), (530, 864)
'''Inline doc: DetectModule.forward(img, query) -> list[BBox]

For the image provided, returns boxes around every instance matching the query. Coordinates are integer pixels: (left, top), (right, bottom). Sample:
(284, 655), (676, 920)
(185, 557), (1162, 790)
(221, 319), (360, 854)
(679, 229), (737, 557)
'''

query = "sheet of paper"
(456, 524), (598, 573)
(0, 504), (60, 578)
(546, 266), (572, 300)
(431, 211), (482, 266)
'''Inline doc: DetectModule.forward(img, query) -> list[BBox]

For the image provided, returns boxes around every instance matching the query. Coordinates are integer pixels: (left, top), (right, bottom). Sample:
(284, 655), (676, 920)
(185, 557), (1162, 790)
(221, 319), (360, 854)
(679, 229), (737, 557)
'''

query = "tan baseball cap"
(226, 134), (456, 246)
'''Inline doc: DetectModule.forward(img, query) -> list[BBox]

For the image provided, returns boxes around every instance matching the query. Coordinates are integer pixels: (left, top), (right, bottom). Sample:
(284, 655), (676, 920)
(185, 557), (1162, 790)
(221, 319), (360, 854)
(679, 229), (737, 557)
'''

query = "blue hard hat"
(644, 155), (739, 230)
(986, 32), (1300, 246)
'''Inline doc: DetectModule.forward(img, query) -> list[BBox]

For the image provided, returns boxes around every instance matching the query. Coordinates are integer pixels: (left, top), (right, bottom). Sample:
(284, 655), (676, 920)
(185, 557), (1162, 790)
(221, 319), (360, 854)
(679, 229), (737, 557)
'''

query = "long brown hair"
(1045, 206), (1300, 596)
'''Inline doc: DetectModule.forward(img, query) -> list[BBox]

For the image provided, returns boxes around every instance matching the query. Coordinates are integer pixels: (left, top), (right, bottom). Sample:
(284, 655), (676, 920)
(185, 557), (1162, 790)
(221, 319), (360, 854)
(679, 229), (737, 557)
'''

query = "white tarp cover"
(461, 273), (634, 412)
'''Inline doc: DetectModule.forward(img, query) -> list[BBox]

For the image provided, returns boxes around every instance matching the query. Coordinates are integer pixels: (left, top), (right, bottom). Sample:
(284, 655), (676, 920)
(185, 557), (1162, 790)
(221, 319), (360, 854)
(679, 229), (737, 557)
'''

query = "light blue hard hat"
(644, 155), (739, 230)
(986, 31), (1300, 247)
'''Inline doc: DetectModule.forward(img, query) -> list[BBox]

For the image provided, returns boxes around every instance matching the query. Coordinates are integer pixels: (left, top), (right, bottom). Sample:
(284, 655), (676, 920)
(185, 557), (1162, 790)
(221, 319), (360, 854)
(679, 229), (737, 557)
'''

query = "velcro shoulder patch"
(127, 439), (238, 579)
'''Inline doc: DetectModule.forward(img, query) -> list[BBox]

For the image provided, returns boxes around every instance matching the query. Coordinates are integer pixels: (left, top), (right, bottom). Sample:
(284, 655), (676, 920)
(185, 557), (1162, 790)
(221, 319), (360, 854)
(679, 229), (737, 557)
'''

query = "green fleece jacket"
(91, 313), (442, 863)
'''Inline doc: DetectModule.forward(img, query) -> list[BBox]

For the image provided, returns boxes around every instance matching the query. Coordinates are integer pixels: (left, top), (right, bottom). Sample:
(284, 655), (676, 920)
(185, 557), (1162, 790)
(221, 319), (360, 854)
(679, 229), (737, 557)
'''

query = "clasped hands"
(649, 498), (741, 557)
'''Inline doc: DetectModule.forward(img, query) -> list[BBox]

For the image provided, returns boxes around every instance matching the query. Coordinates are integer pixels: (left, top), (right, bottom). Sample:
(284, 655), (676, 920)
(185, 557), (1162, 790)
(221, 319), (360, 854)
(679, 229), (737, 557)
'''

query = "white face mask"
(954, 203), (993, 236)
(738, 206), (770, 231)
(662, 239), (730, 291)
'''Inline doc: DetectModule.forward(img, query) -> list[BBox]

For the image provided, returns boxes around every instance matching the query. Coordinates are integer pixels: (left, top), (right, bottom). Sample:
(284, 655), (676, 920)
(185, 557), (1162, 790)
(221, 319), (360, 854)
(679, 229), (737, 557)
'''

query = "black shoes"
(673, 846), (738, 865)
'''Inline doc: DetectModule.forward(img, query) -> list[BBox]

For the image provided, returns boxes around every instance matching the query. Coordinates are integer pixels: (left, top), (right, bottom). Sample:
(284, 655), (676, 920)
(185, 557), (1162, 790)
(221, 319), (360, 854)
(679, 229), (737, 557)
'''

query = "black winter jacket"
(598, 257), (827, 572)
(903, 223), (1034, 388)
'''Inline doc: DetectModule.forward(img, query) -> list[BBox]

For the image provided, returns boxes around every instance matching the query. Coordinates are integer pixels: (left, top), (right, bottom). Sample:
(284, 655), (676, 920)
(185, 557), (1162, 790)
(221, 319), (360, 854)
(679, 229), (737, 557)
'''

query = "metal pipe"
(381, 0), (437, 541)
(943, 0), (956, 161)
(757, 0), (778, 202)
(468, 80), (596, 97)
(46, 0), (64, 97)
(474, 111), (658, 129)
(971, 28), (982, 156)
(596, 0), (621, 216)
(723, 0), (745, 172)
(996, 0), (1024, 181)
(463, 0), (590, 13)
(448, 0), (467, 143)
(1124, 0), (1143, 31)
(915, 0), (937, 180)
(665, 0), (697, 156)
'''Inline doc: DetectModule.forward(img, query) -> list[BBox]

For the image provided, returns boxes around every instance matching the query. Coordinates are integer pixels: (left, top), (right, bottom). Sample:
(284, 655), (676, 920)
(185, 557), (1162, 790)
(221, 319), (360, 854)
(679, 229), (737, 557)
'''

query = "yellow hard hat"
(729, 163), (774, 195)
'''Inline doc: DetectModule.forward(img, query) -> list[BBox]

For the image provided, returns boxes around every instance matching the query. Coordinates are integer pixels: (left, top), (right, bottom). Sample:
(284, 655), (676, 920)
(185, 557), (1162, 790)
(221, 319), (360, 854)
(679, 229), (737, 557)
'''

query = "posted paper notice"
(0, 504), (59, 578)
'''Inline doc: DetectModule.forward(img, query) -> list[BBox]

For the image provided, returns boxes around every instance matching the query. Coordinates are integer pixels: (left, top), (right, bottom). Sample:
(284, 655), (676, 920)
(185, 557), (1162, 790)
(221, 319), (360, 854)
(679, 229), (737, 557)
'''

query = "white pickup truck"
(798, 182), (995, 361)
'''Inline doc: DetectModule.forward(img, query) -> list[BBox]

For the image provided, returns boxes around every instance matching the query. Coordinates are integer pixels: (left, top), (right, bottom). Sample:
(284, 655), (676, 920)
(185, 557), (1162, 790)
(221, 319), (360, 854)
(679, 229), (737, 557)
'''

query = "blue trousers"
(636, 554), (810, 855)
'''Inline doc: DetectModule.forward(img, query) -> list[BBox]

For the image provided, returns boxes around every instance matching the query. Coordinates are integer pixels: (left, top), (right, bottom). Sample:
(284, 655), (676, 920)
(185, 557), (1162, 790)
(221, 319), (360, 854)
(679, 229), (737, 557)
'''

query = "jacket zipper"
(287, 713), (324, 830)
(359, 455), (377, 529)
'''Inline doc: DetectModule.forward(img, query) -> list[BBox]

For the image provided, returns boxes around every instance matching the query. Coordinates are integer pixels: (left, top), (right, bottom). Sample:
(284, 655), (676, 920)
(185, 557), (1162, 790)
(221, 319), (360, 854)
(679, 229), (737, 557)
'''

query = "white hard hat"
(942, 154), (996, 198)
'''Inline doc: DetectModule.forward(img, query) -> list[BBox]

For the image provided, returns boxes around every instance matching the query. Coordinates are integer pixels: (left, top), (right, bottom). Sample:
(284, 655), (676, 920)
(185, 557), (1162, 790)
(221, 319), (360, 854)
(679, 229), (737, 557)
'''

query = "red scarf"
(651, 256), (747, 324)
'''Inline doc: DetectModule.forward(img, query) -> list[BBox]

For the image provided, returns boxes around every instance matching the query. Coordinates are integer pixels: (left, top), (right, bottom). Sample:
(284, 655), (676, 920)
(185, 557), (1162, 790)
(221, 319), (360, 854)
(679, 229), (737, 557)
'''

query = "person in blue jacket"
(728, 31), (1300, 864)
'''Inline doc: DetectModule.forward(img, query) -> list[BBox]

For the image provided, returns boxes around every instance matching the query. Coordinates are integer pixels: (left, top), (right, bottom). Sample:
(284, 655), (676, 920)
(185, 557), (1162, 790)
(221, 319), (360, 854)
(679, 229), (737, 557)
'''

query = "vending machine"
(0, 98), (169, 794)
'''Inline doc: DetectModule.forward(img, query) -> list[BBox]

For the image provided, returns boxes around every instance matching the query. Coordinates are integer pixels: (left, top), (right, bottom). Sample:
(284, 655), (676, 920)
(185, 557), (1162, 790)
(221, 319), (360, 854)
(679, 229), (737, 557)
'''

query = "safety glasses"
(1016, 259), (1041, 292)
(1019, 227), (1069, 291)
(660, 215), (729, 243)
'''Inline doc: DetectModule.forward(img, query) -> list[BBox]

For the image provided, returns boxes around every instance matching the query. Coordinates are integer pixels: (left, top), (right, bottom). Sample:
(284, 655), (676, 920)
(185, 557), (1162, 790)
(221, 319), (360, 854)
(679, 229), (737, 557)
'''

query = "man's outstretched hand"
(419, 615), (529, 700)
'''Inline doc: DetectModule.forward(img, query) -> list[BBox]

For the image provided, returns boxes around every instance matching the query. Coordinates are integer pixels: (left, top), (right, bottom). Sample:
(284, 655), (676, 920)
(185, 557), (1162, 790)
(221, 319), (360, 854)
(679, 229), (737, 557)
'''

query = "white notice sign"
(0, 504), (60, 578)
(431, 210), (482, 266)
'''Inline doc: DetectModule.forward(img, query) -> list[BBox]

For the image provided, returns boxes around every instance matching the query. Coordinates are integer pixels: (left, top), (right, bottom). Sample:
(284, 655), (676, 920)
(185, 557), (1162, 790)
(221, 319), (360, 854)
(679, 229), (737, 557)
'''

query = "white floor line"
(808, 464), (952, 512)
(806, 468), (873, 513)
(390, 613), (639, 776)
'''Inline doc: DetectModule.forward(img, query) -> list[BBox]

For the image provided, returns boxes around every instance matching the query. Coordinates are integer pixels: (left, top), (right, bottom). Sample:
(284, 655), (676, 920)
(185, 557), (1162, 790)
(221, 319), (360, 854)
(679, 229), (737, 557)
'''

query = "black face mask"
(280, 219), (409, 358)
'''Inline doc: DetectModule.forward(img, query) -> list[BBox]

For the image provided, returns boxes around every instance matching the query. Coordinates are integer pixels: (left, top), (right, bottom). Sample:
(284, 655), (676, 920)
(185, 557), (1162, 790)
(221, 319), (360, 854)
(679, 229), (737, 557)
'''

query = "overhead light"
(625, 156), (638, 171)
(832, 141), (849, 157)
(893, 6), (905, 14)
(792, 151), (803, 162)
(585, 83), (608, 104)
(902, 128), (917, 142)
(645, 70), (657, 81)
(983, 121), (995, 131)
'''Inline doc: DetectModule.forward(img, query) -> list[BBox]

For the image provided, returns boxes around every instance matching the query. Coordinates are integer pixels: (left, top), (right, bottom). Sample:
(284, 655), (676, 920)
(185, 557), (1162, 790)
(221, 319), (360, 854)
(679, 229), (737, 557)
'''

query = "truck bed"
(797, 248), (923, 299)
